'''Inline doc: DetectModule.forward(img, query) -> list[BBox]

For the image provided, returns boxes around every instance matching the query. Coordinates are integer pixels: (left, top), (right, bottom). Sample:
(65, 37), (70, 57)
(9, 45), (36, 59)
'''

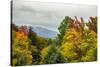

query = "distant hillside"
(32, 26), (58, 38)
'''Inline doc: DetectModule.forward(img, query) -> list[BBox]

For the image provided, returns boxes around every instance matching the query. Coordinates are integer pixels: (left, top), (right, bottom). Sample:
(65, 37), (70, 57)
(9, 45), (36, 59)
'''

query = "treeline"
(12, 16), (97, 66)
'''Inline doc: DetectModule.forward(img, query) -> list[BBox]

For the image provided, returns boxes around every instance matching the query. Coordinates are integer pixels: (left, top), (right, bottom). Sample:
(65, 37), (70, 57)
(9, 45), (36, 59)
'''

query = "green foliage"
(57, 16), (71, 44)
(40, 45), (66, 64)
(36, 36), (47, 50)
(30, 45), (41, 64)
(28, 26), (37, 45)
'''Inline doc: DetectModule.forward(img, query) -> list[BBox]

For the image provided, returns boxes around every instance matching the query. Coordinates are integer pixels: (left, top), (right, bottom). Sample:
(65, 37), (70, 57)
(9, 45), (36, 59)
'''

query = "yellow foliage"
(60, 27), (97, 62)
(81, 56), (95, 62)
(90, 30), (97, 37)
(12, 58), (17, 66)
(26, 54), (33, 64)
(12, 31), (33, 65)
(41, 46), (50, 58)
(68, 28), (80, 36)
(60, 42), (78, 61)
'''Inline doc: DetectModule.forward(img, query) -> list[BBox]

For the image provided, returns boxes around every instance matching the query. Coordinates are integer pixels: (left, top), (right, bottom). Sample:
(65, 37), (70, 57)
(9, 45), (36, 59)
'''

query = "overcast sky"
(12, 0), (97, 32)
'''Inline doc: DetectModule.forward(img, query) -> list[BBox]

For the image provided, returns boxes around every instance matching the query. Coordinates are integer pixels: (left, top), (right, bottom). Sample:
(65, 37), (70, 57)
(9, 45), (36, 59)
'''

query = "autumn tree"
(59, 16), (97, 62)
(12, 26), (33, 66)
(86, 17), (97, 33)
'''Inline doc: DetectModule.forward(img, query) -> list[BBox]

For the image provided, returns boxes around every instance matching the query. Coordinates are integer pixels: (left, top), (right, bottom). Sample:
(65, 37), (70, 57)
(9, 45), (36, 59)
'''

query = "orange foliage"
(16, 31), (28, 40)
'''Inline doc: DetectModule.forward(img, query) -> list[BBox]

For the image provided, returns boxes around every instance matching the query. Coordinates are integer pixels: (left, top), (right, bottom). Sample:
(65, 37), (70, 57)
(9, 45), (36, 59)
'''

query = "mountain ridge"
(32, 26), (58, 38)
(16, 24), (58, 38)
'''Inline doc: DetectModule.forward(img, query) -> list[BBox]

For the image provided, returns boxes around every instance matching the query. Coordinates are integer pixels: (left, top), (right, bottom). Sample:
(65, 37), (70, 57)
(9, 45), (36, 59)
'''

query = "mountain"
(32, 26), (58, 38)
(16, 24), (58, 38)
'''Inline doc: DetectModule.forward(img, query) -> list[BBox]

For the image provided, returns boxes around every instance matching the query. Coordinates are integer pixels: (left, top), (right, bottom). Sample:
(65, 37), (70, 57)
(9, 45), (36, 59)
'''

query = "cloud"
(12, 0), (97, 31)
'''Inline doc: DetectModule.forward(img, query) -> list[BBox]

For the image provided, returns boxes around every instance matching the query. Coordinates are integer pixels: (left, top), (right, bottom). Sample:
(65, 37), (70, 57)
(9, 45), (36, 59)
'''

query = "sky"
(12, 0), (97, 32)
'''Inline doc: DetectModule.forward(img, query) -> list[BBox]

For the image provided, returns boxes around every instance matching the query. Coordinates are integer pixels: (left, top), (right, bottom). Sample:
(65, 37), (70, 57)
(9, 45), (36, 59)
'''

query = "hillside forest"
(11, 16), (97, 66)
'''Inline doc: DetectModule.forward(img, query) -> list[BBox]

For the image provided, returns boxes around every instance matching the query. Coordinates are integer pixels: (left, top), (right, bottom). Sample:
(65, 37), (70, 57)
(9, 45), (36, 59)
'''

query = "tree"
(40, 45), (66, 64)
(57, 16), (71, 44)
(59, 17), (97, 62)
(12, 23), (18, 31)
(59, 28), (82, 62)
(36, 36), (47, 50)
(28, 26), (37, 45)
(80, 30), (97, 62)
(12, 30), (33, 66)
(86, 17), (97, 33)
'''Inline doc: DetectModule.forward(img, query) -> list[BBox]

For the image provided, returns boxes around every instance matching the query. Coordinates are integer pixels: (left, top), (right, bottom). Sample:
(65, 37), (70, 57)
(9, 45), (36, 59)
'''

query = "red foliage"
(18, 25), (29, 35)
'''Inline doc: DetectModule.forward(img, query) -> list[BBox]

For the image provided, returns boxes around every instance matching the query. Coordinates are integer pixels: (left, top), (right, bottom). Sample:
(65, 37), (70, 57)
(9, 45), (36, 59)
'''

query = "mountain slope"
(32, 26), (57, 38)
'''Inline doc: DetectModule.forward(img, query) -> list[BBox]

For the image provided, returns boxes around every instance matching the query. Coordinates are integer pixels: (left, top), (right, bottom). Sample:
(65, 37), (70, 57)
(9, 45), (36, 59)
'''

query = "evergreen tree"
(57, 16), (71, 44)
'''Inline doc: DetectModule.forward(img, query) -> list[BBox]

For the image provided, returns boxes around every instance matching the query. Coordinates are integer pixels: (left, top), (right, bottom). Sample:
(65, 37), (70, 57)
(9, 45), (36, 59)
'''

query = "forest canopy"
(11, 16), (97, 66)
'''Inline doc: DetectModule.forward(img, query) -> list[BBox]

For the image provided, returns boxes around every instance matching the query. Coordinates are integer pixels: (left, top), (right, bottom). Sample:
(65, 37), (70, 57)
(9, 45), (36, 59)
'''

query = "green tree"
(40, 45), (66, 64)
(28, 26), (37, 45)
(57, 16), (71, 44)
